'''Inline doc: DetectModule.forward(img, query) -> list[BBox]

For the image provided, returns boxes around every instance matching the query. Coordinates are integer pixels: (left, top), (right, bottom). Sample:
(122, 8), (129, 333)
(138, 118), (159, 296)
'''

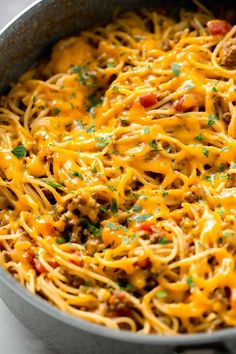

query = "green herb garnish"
(132, 205), (141, 212)
(194, 133), (204, 141)
(106, 223), (119, 230)
(56, 237), (66, 244)
(80, 217), (101, 237)
(107, 185), (115, 191)
(208, 114), (217, 127)
(156, 290), (168, 299)
(186, 276), (195, 287)
(187, 83), (195, 90)
(95, 136), (110, 148)
(157, 237), (170, 244)
(113, 86), (120, 93)
(149, 139), (158, 150)
(218, 163), (226, 172)
(111, 198), (118, 213)
(70, 171), (84, 180)
(144, 127), (150, 134)
(42, 179), (62, 189)
(11, 145), (26, 158)
(203, 147), (209, 158)
(52, 107), (61, 116)
(136, 213), (152, 222)
(171, 63), (181, 77)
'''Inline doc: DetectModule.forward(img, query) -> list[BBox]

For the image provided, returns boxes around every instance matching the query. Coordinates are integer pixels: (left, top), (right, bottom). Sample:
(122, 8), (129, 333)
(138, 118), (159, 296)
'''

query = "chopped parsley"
(144, 127), (150, 134)
(187, 83), (195, 90)
(218, 163), (226, 172)
(212, 86), (218, 92)
(70, 171), (84, 180)
(52, 107), (61, 116)
(171, 63), (181, 77)
(71, 66), (83, 74)
(194, 133), (204, 141)
(132, 205), (141, 212)
(113, 86), (120, 93)
(222, 230), (234, 237)
(208, 114), (217, 127)
(215, 205), (225, 216)
(106, 223), (119, 230)
(107, 185), (115, 191)
(111, 198), (118, 213)
(149, 139), (158, 150)
(56, 237), (66, 244)
(42, 179), (62, 189)
(157, 237), (170, 244)
(87, 123), (96, 133)
(136, 213), (152, 222)
(91, 167), (97, 173)
(122, 236), (129, 245)
(205, 175), (213, 182)
(202, 147), (209, 158)
(87, 94), (104, 111)
(95, 136), (110, 148)
(99, 206), (108, 214)
(80, 217), (101, 237)
(71, 65), (97, 87)
(11, 145), (26, 158)
(156, 290), (168, 299)
(106, 62), (115, 68)
(186, 276), (195, 287)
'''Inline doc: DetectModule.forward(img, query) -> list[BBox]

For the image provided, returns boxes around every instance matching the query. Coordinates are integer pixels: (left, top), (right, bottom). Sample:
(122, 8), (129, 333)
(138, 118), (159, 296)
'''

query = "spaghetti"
(0, 2), (236, 334)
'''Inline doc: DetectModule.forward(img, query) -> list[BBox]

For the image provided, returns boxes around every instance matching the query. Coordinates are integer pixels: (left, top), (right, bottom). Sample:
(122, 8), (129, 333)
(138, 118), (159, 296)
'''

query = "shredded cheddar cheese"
(0, 3), (236, 334)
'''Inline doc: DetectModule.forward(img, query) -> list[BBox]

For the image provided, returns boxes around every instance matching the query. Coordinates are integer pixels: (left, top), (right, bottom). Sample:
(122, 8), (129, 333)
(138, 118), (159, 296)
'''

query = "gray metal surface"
(0, 0), (34, 28)
(0, 0), (235, 353)
(0, 3), (54, 353)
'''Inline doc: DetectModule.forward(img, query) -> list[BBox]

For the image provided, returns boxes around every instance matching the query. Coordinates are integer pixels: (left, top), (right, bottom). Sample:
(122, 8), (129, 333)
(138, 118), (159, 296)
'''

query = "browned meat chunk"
(222, 112), (231, 124)
(108, 291), (131, 312)
(221, 38), (236, 67)
(68, 192), (100, 224)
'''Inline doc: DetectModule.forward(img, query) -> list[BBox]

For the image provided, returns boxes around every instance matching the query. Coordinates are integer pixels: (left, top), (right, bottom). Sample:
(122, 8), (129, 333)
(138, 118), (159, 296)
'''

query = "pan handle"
(175, 343), (230, 354)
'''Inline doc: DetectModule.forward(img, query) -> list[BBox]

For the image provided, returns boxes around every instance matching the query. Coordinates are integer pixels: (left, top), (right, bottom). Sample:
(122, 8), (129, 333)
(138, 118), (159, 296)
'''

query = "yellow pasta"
(0, 3), (236, 334)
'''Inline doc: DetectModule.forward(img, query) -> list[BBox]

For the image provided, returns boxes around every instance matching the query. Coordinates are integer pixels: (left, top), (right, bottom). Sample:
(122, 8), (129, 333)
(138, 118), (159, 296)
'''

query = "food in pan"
(0, 1), (236, 334)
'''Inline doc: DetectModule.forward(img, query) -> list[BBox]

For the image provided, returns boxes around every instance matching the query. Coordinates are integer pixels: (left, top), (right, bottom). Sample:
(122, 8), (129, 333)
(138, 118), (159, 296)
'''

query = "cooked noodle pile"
(1, 2), (236, 334)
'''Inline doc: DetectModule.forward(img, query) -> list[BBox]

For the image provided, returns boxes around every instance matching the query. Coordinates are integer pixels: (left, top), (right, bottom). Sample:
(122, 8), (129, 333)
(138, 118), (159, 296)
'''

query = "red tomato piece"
(139, 93), (158, 108)
(48, 260), (59, 269)
(71, 258), (83, 267)
(22, 252), (34, 266)
(138, 222), (154, 233)
(34, 259), (46, 274)
(174, 93), (198, 112)
(207, 20), (232, 36)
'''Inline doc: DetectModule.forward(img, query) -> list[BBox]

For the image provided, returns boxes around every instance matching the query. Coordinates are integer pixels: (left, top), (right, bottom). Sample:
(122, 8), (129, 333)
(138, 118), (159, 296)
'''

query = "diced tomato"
(135, 258), (151, 269)
(22, 252), (34, 266)
(48, 260), (59, 269)
(71, 253), (83, 267)
(139, 93), (158, 108)
(207, 20), (232, 36)
(33, 259), (46, 274)
(174, 93), (198, 112)
(138, 222), (154, 233)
